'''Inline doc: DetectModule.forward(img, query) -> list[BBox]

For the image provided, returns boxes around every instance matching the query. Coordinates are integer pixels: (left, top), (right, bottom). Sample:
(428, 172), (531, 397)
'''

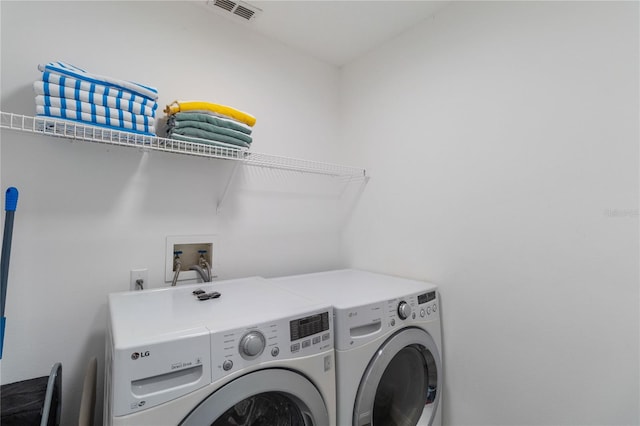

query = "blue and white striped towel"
(35, 95), (155, 128)
(36, 105), (155, 135)
(39, 72), (157, 115)
(34, 80), (156, 118)
(38, 61), (158, 101)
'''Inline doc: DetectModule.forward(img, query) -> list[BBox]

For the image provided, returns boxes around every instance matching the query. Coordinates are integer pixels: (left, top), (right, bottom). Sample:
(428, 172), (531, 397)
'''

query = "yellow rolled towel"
(165, 100), (256, 127)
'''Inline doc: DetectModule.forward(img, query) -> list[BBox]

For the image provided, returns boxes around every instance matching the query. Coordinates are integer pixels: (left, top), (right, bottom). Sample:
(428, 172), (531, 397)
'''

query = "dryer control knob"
(239, 331), (266, 360)
(397, 301), (411, 320)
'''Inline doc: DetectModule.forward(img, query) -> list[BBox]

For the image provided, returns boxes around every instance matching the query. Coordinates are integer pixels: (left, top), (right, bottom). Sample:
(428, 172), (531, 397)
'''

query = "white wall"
(341, 1), (639, 425)
(2, 1), (638, 426)
(0, 2), (353, 424)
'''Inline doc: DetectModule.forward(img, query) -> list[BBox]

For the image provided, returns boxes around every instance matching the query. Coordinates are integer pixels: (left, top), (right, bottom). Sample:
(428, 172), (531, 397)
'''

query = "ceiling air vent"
(213, 0), (235, 11)
(207, 0), (262, 22)
(233, 4), (255, 20)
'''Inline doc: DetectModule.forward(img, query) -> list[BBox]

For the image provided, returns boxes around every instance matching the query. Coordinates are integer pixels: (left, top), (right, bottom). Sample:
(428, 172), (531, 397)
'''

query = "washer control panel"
(211, 308), (333, 381)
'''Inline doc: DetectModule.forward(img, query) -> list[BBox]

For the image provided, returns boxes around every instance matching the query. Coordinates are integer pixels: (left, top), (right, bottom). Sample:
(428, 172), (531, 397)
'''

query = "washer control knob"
(222, 360), (233, 371)
(397, 301), (411, 320)
(239, 331), (266, 359)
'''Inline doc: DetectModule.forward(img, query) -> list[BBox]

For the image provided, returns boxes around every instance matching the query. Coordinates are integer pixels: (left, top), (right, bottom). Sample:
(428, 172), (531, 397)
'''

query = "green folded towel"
(172, 120), (252, 144)
(171, 112), (252, 135)
(169, 128), (250, 149)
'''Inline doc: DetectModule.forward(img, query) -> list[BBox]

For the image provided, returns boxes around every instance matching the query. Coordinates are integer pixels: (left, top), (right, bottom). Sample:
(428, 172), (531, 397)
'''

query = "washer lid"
(354, 328), (441, 426)
(181, 369), (329, 426)
(109, 276), (331, 347)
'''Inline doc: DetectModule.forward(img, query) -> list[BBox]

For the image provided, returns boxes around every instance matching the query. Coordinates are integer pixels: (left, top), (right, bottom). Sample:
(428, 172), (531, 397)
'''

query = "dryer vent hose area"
(212, 392), (306, 426)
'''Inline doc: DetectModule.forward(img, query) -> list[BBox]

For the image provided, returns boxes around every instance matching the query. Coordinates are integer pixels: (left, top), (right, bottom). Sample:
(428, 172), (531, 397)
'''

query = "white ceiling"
(197, 1), (450, 67)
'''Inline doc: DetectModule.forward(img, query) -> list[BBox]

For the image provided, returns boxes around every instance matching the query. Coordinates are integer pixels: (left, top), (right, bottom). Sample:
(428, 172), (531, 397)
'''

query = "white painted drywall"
(2, 1), (638, 425)
(0, 1), (353, 424)
(340, 1), (639, 425)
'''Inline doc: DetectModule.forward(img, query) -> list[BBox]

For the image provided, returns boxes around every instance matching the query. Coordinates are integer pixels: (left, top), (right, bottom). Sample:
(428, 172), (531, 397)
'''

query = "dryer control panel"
(334, 290), (439, 351)
(389, 290), (438, 323)
(210, 308), (333, 382)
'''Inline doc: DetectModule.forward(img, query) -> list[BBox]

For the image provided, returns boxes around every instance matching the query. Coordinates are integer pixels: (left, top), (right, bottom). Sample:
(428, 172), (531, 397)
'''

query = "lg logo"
(131, 351), (150, 360)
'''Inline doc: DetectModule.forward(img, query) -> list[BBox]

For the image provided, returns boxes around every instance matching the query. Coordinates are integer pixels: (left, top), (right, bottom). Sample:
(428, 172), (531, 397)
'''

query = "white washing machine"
(269, 269), (442, 426)
(104, 277), (336, 426)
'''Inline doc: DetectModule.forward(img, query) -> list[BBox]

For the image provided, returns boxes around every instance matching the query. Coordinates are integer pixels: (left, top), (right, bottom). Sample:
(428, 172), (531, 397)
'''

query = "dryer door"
(180, 368), (329, 426)
(353, 328), (441, 426)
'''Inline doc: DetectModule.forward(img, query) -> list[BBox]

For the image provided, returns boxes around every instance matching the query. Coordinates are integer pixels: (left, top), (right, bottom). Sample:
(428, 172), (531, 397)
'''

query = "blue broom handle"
(1, 187), (18, 358)
(1, 187), (18, 318)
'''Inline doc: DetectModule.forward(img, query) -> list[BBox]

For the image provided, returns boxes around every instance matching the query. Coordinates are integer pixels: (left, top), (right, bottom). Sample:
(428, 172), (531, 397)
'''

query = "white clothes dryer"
(269, 269), (442, 426)
(105, 277), (336, 426)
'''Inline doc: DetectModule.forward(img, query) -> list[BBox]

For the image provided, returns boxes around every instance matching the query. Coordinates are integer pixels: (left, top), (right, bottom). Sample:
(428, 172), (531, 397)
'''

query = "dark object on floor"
(1, 362), (61, 426)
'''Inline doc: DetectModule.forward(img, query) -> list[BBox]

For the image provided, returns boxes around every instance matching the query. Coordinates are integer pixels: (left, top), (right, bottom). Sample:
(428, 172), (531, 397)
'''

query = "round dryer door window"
(180, 369), (329, 426)
(353, 328), (441, 426)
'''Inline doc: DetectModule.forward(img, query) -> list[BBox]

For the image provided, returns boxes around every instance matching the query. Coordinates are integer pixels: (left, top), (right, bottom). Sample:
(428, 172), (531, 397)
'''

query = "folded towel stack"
(33, 62), (159, 136)
(164, 100), (256, 150)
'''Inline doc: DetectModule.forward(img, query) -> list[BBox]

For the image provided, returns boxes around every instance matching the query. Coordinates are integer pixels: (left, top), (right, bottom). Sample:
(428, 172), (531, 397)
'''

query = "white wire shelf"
(0, 111), (367, 178)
